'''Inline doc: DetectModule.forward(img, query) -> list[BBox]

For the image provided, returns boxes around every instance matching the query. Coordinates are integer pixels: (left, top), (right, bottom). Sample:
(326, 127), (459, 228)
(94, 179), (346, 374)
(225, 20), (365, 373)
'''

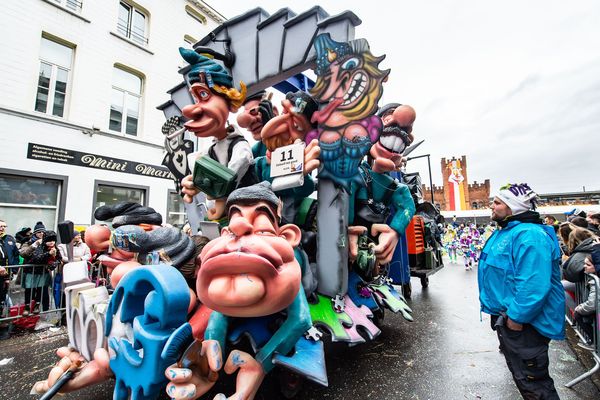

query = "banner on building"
(27, 143), (173, 180)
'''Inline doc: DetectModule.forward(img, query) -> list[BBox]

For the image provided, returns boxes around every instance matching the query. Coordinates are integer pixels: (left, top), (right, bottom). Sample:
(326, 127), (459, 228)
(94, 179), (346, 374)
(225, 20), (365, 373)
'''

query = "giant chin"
(201, 275), (300, 318)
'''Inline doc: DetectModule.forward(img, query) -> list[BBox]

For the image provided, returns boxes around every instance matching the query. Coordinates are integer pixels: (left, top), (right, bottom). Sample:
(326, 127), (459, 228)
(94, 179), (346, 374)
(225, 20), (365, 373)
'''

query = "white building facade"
(0, 0), (225, 232)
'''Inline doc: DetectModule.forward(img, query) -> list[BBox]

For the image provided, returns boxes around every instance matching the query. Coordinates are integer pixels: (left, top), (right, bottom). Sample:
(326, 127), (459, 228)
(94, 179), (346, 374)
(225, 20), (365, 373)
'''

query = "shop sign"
(27, 143), (173, 180)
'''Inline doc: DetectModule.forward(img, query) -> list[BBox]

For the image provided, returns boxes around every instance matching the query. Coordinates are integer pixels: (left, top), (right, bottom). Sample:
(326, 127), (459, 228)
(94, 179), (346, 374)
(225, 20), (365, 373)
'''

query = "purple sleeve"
(305, 128), (320, 144)
(359, 115), (382, 143)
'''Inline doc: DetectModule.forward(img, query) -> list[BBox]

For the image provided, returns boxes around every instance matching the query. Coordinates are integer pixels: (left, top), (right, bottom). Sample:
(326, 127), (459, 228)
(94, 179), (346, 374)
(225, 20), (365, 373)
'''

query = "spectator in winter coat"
(14, 227), (32, 249)
(58, 230), (91, 263)
(479, 183), (564, 399)
(573, 259), (598, 347)
(19, 221), (46, 261)
(27, 230), (63, 313)
(561, 228), (597, 283)
(0, 219), (20, 339)
(587, 213), (600, 236)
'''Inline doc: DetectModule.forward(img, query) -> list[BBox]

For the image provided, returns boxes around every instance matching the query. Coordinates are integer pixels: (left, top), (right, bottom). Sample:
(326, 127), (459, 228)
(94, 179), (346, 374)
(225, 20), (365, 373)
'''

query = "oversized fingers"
(371, 224), (399, 265)
(164, 339), (223, 400)
(181, 175), (199, 203)
(165, 365), (206, 400)
(213, 350), (265, 400)
(303, 139), (321, 175)
(32, 347), (112, 395)
(348, 225), (368, 262)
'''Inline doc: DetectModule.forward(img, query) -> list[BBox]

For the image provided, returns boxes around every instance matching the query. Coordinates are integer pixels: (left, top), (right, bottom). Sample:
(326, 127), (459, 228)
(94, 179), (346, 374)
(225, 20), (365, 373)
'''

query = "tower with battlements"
(422, 156), (490, 211)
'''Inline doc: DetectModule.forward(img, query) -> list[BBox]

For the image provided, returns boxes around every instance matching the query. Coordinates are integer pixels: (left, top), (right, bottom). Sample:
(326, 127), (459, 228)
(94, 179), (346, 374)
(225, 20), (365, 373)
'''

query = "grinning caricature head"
(197, 182), (302, 317)
(310, 34), (389, 122)
(370, 103), (416, 168)
(261, 91), (319, 152)
(179, 48), (247, 139)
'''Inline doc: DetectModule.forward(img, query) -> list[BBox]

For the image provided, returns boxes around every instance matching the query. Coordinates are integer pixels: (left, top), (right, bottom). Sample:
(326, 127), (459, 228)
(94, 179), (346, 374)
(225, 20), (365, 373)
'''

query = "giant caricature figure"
(178, 48), (254, 211)
(165, 181), (311, 400)
(371, 103), (416, 173)
(352, 102), (417, 268)
(236, 90), (278, 158)
(256, 90), (320, 221)
(306, 33), (387, 189)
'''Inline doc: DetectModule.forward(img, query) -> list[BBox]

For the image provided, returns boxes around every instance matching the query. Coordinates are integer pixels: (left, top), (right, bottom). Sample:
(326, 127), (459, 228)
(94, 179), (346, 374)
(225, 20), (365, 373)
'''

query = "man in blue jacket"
(478, 183), (564, 399)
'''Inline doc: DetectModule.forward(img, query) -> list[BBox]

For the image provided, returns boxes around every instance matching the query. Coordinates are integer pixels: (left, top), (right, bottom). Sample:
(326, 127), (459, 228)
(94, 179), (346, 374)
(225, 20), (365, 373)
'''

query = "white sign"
(270, 142), (305, 178)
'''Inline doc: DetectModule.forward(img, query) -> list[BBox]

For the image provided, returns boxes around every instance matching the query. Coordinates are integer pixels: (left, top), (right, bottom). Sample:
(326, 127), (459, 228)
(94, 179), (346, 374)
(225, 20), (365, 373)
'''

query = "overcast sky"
(211, 1), (600, 194)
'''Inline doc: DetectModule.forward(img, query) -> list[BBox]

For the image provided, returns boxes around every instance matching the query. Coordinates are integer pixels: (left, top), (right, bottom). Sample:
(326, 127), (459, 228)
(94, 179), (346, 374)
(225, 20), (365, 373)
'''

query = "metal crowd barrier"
(565, 273), (600, 388)
(0, 264), (66, 325)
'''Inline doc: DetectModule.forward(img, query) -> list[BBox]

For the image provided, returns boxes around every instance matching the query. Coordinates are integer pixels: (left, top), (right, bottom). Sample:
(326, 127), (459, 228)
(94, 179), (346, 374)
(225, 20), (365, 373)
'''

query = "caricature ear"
(279, 223), (301, 248)
(221, 227), (231, 236)
(273, 106), (280, 116)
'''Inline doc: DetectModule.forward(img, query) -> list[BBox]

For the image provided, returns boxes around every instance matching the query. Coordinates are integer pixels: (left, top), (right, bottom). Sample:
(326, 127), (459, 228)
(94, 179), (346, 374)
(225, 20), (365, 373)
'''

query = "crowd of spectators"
(0, 218), (91, 339)
(549, 209), (600, 350)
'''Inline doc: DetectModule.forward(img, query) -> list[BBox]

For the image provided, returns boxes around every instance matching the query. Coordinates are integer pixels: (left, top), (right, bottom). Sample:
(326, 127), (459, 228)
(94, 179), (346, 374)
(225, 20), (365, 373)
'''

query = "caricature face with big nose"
(197, 201), (302, 317)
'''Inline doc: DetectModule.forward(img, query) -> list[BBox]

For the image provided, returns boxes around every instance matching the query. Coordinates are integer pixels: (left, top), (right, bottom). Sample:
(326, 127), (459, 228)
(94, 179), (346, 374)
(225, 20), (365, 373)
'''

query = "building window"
(35, 36), (74, 118)
(184, 34), (197, 47)
(0, 174), (62, 232)
(53, 0), (83, 12)
(93, 183), (146, 223)
(110, 66), (142, 136)
(185, 5), (207, 24)
(167, 191), (186, 228)
(117, 1), (148, 45)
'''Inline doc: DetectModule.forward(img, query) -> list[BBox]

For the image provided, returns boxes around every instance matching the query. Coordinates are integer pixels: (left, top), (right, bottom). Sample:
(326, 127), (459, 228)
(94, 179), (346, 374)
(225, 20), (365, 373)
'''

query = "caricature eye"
(198, 89), (211, 100)
(341, 57), (360, 70)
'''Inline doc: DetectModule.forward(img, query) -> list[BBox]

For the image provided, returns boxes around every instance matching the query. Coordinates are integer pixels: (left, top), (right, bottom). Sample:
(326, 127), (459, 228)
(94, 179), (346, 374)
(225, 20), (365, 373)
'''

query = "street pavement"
(1, 258), (598, 399)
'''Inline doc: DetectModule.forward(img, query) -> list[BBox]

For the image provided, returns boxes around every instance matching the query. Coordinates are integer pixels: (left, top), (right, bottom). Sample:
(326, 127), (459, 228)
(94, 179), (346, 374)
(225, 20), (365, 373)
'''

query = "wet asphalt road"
(1, 258), (598, 400)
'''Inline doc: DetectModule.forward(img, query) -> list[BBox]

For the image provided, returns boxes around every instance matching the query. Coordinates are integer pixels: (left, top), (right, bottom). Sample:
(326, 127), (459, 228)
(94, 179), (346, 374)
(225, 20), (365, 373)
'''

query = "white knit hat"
(497, 183), (539, 215)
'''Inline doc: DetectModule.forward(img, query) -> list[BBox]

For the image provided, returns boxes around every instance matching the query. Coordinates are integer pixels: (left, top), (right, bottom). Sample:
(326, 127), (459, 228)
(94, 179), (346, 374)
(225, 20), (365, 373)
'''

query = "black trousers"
(25, 286), (50, 311)
(492, 316), (560, 400)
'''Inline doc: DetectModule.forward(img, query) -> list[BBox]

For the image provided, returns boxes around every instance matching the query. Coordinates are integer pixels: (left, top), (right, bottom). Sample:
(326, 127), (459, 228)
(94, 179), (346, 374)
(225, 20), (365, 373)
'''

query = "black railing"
(564, 273), (600, 387)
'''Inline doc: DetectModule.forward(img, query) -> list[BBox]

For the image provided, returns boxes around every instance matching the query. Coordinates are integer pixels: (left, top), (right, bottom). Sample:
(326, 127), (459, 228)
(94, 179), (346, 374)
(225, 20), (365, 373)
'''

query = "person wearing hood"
(478, 183), (564, 399)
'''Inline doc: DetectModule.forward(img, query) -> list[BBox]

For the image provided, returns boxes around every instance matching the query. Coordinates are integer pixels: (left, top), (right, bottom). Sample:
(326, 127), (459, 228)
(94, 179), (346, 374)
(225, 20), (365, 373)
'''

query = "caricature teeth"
(380, 134), (407, 154)
(341, 73), (367, 106)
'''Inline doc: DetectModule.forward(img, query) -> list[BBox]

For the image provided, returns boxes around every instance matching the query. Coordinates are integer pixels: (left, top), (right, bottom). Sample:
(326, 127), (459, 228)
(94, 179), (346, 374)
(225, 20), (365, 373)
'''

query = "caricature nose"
(228, 217), (253, 237)
(182, 103), (203, 119)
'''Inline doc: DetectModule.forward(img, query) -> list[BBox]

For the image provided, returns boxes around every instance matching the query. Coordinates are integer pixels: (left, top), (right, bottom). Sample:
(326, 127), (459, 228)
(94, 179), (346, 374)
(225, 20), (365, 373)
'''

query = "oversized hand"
(348, 226), (368, 262)
(31, 347), (112, 395)
(213, 350), (265, 400)
(258, 99), (276, 123)
(165, 339), (221, 400)
(371, 224), (399, 265)
(303, 139), (321, 175)
(372, 158), (397, 174)
(181, 174), (200, 203)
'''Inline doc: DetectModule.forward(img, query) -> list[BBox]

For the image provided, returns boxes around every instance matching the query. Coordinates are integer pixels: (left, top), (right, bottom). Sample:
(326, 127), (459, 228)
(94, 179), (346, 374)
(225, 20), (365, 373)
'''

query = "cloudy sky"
(212, 1), (600, 194)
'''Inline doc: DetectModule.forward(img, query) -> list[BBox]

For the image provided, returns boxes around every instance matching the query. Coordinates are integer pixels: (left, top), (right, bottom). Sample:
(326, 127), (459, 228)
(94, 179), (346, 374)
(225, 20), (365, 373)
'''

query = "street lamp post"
(406, 153), (435, 204)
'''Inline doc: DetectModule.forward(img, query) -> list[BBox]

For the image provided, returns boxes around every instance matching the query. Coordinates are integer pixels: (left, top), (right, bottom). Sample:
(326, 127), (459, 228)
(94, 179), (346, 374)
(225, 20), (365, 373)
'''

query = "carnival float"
(33, 6), (445, 399)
